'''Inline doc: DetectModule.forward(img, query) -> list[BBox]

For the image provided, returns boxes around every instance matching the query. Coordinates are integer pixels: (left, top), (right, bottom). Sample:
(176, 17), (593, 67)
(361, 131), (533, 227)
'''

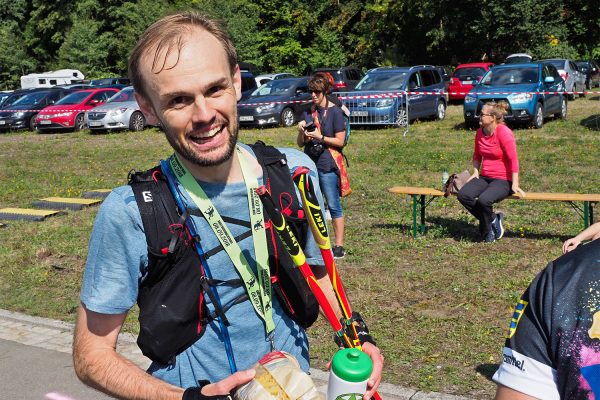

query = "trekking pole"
(258, 183), (383, 400)
(256, 185), (354, 348)
(292, 167), (357, 341)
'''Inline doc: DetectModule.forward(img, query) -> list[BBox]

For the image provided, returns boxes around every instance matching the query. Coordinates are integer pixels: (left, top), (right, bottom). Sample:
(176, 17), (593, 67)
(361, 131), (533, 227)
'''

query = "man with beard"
(72, 11), (383, 400)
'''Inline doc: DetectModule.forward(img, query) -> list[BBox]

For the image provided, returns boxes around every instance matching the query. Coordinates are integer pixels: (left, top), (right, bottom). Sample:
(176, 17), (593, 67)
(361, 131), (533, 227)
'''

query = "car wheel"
(396, 107), (408, 127)
(435, 101), (446, 120)
(280, 107), (295, 127)
(29, 114), (38, 131)
(74, 114), (85, 131)
(533, 103), (544, 129)
(129, 111), (146, 131)
(558, 97), (567, 120)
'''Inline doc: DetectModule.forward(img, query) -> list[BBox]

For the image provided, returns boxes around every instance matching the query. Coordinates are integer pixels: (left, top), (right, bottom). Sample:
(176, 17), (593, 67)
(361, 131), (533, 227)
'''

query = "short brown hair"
(308, 72), (332, 94)
(128, 11), (238, 101)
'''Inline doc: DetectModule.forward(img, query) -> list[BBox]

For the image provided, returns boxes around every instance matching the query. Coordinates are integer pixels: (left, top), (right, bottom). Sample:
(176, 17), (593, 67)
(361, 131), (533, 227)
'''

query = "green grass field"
(0, 94), (598, 398)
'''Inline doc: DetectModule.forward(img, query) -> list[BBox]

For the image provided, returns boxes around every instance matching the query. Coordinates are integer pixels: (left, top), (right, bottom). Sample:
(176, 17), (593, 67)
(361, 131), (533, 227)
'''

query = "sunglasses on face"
(309, 90), (322, 94)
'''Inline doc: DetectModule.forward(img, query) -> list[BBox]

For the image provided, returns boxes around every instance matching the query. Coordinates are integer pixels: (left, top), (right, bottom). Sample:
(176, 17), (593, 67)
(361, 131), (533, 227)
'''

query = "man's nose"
(191, 96), (216, 123)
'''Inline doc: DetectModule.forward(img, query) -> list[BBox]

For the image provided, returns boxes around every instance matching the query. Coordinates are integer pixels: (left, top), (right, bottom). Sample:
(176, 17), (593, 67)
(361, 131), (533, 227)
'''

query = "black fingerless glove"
(183, 380), (232, 400)
(334, 311), (377, 348)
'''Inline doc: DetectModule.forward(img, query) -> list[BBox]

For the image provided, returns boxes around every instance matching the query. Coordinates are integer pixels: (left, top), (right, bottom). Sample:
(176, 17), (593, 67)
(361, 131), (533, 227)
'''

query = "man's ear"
(232, 65), (242, 102)
(135, 92), (160, 126)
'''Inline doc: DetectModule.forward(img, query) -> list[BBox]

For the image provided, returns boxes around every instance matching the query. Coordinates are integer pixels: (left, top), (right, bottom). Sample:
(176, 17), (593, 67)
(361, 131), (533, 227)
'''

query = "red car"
(448, 62), (495, 101)
(35, 88), (118, 132)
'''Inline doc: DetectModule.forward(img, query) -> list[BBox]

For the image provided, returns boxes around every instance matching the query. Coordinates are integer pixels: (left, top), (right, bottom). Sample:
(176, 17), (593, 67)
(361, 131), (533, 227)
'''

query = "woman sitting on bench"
(457, 101), (526, 243)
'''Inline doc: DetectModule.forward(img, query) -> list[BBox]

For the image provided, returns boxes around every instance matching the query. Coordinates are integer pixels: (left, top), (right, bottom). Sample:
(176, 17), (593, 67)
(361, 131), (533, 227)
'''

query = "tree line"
(0, 0), (598, 90)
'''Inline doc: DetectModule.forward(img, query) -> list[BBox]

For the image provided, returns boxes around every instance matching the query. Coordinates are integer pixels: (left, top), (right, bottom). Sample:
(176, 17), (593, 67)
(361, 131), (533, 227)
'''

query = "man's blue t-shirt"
(80, 145), (325, 388)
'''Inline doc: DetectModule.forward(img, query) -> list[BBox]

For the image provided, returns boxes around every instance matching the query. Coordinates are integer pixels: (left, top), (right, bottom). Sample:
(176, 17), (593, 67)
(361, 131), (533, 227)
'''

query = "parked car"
(0, 87), (73, 131)
(448, 62), (495, 101)
(345, 65), (447, 127)
(313, 67), (364, 92)
(240, 69), (258, 100)
(538, 58), (585, 100)
(254, 73), (296, 87)
(90, 77), (131, 87)
(463, 62), (566, 129)
(505, 53), (532, 64)
(0, 90), (14, 107)
(0, 88), (42, 109)
(237, 77), (312, 127)
(575, 60), (600, 89)
(84, 86), (146, 133)
(35, 88), (118, 132)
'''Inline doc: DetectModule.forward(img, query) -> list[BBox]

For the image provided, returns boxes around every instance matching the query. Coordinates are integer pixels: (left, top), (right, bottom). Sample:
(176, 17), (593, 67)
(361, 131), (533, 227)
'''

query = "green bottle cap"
(331, 348), (373, 382)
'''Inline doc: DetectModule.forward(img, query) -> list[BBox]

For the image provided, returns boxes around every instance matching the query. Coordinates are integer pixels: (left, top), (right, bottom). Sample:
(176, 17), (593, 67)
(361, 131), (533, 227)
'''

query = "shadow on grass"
(475, 363), (499, 381)
(374, 216), (569, 241)
(580, 114), (600, 131)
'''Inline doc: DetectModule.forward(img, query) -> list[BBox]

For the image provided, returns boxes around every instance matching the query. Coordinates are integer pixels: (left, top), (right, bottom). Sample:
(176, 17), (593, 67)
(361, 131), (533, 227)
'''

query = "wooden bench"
(388, 186), (600, 238)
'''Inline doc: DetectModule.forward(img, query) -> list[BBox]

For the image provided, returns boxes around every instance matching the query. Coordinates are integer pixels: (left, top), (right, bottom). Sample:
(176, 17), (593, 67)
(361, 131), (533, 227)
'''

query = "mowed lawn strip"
(0, 94), (598, 398)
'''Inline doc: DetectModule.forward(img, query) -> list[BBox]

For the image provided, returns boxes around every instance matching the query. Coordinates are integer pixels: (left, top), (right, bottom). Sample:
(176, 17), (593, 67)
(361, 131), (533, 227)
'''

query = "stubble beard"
(164, 120), (239, 168)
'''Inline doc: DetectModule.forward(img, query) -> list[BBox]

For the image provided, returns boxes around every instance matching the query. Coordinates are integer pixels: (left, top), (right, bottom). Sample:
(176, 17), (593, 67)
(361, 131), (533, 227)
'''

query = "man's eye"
(208, 85), (225, 95)
(170, 96), (189, 107)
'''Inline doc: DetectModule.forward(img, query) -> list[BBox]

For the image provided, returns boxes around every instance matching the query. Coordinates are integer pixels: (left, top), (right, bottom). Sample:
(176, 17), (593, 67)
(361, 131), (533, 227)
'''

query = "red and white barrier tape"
(236, 90), (598, 106)
(0, 108), (89, 113)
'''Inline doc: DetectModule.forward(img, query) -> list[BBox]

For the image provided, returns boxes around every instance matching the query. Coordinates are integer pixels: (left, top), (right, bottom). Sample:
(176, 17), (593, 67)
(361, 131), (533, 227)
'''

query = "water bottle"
(327, 348), (373, 400)
(442, 170), (449, 186)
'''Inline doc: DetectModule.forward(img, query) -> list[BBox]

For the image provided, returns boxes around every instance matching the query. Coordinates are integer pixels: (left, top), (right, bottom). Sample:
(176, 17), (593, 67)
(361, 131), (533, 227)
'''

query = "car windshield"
(107, 87), (134, 103)
(55, 91), (91, 105)
(546, 60), (566, 70)
(12, 92), (52, 106)
(251, 80), (297, 96)
(355, 71), (407, 90)
(453, 67), (486, 80)
(480, 67), (538, 85)
(90, 79), (112, 86)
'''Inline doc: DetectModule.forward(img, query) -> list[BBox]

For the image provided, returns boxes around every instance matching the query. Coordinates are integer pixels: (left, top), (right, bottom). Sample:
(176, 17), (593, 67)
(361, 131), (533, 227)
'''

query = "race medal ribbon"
(167, 147), (274, 334)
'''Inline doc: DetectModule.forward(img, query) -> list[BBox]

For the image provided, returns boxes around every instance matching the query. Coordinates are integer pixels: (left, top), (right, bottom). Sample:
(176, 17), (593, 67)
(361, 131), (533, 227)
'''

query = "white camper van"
(20, 69), (85, 89)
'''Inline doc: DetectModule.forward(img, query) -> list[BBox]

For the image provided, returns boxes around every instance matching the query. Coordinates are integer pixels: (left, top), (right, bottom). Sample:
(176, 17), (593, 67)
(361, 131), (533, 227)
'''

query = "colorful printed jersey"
(493, 240), (600, 399)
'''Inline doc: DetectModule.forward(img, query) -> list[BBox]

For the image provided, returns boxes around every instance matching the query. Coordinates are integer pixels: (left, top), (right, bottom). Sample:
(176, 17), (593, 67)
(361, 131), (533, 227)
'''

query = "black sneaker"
(483, 229), (496, 243)
(332, 246), (346, 259)
(494, 213), (505, 240)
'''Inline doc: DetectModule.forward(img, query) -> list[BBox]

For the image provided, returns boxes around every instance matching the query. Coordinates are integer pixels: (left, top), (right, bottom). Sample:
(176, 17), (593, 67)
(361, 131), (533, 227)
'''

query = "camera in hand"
(304, 122), (317, 132)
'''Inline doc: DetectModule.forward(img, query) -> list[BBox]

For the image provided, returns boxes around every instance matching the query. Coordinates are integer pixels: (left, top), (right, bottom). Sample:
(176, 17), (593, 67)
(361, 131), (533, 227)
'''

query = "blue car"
(463, 63), (567, 129)
(344, 66), (446, 127)
(237, 77), (312, 127)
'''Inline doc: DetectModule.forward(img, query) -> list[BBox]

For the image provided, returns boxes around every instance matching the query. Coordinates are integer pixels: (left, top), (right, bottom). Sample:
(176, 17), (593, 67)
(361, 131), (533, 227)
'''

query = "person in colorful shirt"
(457, 101), (525, 242)
(493, 240), (600, 399)
(72, 11), (383, 400)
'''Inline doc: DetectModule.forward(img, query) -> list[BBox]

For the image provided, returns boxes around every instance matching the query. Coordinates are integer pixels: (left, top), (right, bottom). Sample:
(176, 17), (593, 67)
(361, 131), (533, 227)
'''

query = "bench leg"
(584, 201), (595, 228)
(412, 195), (417, 238)
(420, 195), (427, 234)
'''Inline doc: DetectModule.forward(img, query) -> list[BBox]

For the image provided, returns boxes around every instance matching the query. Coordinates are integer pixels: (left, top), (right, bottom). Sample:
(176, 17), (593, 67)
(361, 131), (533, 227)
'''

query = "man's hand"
(361, 342), (384, 400)
(200, 369), (256, 397)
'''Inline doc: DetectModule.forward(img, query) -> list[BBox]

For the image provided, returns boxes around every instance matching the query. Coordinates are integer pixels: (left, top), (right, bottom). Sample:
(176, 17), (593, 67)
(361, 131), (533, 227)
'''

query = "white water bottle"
(442, 169), (449, 186)
(327, 348), (373, 400)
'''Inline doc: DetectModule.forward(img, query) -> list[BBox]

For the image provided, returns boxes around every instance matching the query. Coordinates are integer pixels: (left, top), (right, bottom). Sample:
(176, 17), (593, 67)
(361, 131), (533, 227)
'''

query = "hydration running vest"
(128, 141), (319, 365)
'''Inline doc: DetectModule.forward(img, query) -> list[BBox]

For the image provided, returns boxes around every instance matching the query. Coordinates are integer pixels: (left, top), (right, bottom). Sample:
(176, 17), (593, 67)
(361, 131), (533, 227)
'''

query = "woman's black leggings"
(457, 176), (511, 238)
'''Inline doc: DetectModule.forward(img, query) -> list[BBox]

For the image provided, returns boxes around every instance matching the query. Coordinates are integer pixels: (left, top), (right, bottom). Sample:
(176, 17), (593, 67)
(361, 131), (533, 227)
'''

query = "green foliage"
(0, 0), (597, 88)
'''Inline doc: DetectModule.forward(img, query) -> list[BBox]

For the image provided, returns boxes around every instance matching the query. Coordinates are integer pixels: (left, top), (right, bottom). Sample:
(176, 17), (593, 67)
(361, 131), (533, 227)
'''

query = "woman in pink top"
(457, 102), (526, 242)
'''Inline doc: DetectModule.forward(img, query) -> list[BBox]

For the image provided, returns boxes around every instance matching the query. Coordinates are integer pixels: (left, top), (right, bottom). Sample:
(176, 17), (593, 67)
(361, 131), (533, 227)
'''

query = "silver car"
(85, 86), (146, 132)
(539, 59), (585, 100)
